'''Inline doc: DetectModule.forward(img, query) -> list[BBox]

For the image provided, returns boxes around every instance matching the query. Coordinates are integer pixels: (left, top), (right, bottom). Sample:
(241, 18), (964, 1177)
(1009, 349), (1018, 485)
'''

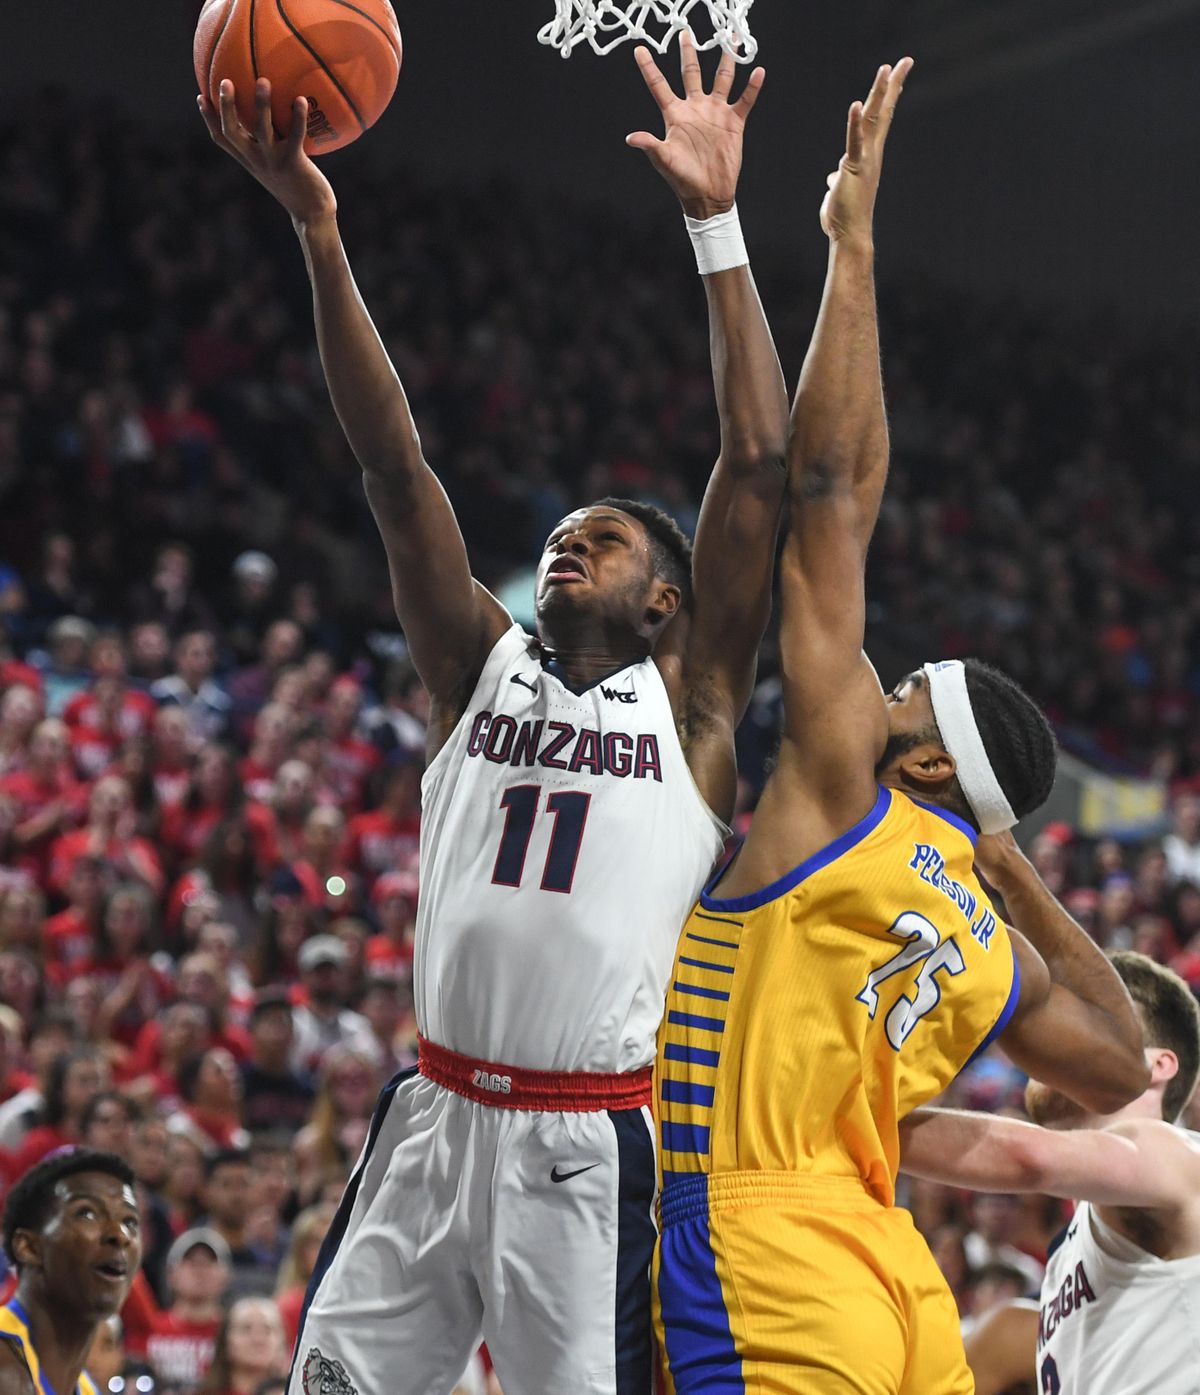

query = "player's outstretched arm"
(198, 80), (508, 708)
(772, 61), (913, 828)
(900, 1107), (1200, 1211)
(627, 36), (787, 818)
(976, 833), (1150, 1114)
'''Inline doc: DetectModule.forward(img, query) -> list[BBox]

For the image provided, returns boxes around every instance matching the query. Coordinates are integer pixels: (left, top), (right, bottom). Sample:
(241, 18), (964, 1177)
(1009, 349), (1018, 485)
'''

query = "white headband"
(922, 661), (1017, 834)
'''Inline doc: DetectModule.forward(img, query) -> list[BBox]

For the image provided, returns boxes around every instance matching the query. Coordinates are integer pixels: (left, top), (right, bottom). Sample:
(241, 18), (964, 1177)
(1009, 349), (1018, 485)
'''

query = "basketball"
(194, 0), (402, 157)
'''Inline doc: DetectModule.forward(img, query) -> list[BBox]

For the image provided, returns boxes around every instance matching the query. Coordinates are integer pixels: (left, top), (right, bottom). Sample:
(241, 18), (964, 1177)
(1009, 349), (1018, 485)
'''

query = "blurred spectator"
(176, 1048), (249, 1152)
(962, 1194), (1044, 1295)
(145, 1228), (231, 1394)
(1163, 792), (1200, 886)
(364, 870), (418, 980)
(85, 1316), (127, 1395)
(7, 1043), (109, 1175)
(199, 1151), (274, 1300)
(342, 758), (421, 895)
(199, 1297), (288, 1395)
(81, 1089), (138, 1155)
(290, 937), (368, 1074)
(240, 991), (315, 1134)
(153, 631), (232, 748)
(274, 1202), (336, 1353)
(292, 1046), (378, 1207)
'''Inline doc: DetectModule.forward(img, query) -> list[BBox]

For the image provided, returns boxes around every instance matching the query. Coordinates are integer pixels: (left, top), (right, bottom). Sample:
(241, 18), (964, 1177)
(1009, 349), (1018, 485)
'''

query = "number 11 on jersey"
(492, 785), (591, 894)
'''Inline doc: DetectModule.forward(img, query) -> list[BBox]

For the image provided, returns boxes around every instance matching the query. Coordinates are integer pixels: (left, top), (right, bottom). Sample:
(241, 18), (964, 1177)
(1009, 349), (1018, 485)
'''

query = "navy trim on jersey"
(540, 656), (640, 697)
(964, 941), (1022, 1068)
(699, 787), (892, 912)
(288, 1066), (417, 1378)
(608, 1108), (656, 1392)
(910, 796), (979, 847)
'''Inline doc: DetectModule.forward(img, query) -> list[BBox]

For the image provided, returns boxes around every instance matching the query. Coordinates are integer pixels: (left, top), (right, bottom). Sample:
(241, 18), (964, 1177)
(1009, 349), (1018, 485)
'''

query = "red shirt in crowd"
(48, 827), (164, 898)
(143, 1311), (221, 1387)
(325, 736), (382, 812)
(0, 768), (88, 881)
(63, 687), (156, 739)
(42, 906), (97, 977)
(342, 809), (420, 887)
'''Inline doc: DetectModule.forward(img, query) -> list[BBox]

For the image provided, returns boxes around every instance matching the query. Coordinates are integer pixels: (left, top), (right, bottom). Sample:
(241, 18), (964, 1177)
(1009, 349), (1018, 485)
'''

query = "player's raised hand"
(626, 31), (765, 220)
(820, 58), (913, 249)
(198, 78), (338, 229)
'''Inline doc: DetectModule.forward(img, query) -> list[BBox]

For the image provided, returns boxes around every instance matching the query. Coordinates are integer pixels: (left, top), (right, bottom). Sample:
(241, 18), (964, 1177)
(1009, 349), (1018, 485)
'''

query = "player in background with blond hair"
(901, 948), (1200, 1395)
(200, 36), (789, 1395)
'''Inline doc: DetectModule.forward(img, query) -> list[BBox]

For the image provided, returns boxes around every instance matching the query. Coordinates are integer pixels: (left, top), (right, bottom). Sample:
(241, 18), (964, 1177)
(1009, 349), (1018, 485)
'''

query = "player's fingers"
(733, 66), (765, 119)
(286, 96), (309, 158)
(634, 44), (675, 111)
(879, 56), (914, 138)
(253, 78), (274, 145)
(846, 100), (864, 165)
(861, 63), (891, 130)
(217, 80), (250, 146)
(712, 46), (736, 100)
(197, 94), (223, 141)
(625, 131), (665, 154)
(679, 28), (702, 97)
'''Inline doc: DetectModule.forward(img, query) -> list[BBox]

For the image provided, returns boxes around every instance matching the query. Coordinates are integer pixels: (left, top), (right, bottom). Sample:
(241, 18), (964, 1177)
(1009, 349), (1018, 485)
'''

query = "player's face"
(875, 671), (939, 780)
(535, 508), (660, 630)
(30, 1172), (142, 1317)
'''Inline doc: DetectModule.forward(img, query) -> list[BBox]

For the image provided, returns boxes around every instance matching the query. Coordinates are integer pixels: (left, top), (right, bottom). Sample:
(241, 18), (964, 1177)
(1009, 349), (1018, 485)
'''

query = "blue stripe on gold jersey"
(0, 1299), (99, 1395)
(656, 787), (1019, 1206)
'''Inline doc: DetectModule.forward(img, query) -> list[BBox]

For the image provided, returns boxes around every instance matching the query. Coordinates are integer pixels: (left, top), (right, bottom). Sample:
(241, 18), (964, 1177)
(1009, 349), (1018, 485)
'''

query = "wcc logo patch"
(302, 1349), (357, 1395)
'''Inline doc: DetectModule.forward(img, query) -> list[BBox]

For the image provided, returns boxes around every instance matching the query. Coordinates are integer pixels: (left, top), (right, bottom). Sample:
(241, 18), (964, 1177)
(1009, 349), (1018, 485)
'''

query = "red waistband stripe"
(417, 1035), (652, 1112)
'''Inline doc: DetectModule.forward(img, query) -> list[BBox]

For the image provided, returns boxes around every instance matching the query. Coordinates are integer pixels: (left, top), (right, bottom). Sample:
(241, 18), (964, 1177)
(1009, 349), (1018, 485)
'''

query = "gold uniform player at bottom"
(0, 1300), (99, 1395)
(653, 786), (1016, 1393)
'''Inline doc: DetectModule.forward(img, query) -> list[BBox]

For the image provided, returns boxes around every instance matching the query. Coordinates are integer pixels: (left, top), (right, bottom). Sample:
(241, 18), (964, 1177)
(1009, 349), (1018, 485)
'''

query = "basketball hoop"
(537, 0), (758, 62)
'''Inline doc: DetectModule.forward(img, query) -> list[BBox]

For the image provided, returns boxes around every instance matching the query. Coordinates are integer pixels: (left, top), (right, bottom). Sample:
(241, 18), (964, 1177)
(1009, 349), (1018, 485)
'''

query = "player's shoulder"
(0, 1336), (34, 1395)
(1107, 1117), (1200, 1158)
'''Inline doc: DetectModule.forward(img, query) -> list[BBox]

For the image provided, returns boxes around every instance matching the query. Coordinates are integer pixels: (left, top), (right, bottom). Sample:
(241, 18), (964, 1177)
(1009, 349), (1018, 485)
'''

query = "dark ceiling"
(3, 0), (1200, 321)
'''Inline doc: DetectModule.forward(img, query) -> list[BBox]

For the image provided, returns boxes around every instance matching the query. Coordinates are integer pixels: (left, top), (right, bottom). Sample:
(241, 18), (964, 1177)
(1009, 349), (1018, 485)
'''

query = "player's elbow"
(1092, 1051), (1152, 1115)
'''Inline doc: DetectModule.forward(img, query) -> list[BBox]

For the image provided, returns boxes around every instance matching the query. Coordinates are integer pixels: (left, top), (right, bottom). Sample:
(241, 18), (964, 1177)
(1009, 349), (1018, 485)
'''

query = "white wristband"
(684, 204), (748, 277)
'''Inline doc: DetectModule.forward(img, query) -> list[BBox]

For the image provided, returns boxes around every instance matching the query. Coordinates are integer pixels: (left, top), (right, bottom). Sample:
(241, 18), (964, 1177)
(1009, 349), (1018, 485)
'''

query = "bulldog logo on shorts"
(302, 1349), (357, 1395)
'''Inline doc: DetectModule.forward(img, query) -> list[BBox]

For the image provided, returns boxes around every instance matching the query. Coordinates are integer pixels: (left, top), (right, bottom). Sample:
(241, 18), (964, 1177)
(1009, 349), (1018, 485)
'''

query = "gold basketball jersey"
(657, 787), (1019, 1205)
(0, 1298), (100, 1395)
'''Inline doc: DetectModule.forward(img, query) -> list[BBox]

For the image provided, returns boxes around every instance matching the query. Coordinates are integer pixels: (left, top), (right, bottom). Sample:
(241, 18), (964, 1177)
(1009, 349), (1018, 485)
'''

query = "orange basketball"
(194, 0), (402, 157)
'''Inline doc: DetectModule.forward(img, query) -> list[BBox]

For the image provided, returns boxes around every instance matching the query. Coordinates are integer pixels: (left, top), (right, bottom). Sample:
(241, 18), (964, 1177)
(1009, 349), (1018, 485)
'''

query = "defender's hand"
(198, 78), (338, 230)
(820, 58), (913, 249)
(626, 31), (765, 221)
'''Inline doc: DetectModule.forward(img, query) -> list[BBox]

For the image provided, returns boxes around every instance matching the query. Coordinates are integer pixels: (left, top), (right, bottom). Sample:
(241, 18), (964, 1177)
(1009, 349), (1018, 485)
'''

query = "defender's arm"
(627, 38), (787, 819)
(900, 1108), (1200, 1211)
(772, 62), (913, 835)
(977, 833), (1150, 1114)
(200, 81), (508, 707)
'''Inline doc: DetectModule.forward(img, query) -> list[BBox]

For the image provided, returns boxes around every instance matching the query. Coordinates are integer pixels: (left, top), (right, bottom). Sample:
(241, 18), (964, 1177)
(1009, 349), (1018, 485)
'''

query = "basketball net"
(538, 0), (758, 61)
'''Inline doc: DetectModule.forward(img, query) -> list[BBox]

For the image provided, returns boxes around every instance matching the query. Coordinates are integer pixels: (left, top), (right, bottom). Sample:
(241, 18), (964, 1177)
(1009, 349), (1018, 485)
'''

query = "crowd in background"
(1, 92), (1199, 1391)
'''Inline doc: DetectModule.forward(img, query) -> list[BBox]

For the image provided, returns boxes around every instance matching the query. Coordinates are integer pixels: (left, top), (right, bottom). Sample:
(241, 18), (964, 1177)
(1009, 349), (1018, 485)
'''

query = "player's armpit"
(1001, 930), (1149, 1117)
(963, 1300), (1038, 1395)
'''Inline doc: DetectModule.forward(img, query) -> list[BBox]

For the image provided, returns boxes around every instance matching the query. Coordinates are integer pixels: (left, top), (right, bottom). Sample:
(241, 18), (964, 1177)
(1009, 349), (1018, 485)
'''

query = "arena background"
(1, 3), (1199, 1393)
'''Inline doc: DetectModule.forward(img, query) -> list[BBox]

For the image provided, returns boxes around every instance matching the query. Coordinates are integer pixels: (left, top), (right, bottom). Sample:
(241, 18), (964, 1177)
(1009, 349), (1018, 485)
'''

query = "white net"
(537, 0), (758, 62)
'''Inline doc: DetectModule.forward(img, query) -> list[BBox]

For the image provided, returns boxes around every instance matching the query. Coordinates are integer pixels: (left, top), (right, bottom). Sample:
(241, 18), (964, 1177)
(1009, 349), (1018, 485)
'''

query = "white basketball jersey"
(1037, 1193), (1200, 1393)
(416, 624), (728, 1074)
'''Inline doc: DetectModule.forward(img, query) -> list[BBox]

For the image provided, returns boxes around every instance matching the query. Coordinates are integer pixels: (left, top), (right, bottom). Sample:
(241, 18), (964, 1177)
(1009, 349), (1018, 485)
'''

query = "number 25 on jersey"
(855, 910), (966, 1050)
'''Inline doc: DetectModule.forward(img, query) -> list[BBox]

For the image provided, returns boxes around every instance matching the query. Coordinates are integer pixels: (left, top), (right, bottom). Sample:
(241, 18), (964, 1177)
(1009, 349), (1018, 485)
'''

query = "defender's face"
(876, 670), (939, 780)
(31, 1172), (141, 1318)
(535, 508), (656, 624)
